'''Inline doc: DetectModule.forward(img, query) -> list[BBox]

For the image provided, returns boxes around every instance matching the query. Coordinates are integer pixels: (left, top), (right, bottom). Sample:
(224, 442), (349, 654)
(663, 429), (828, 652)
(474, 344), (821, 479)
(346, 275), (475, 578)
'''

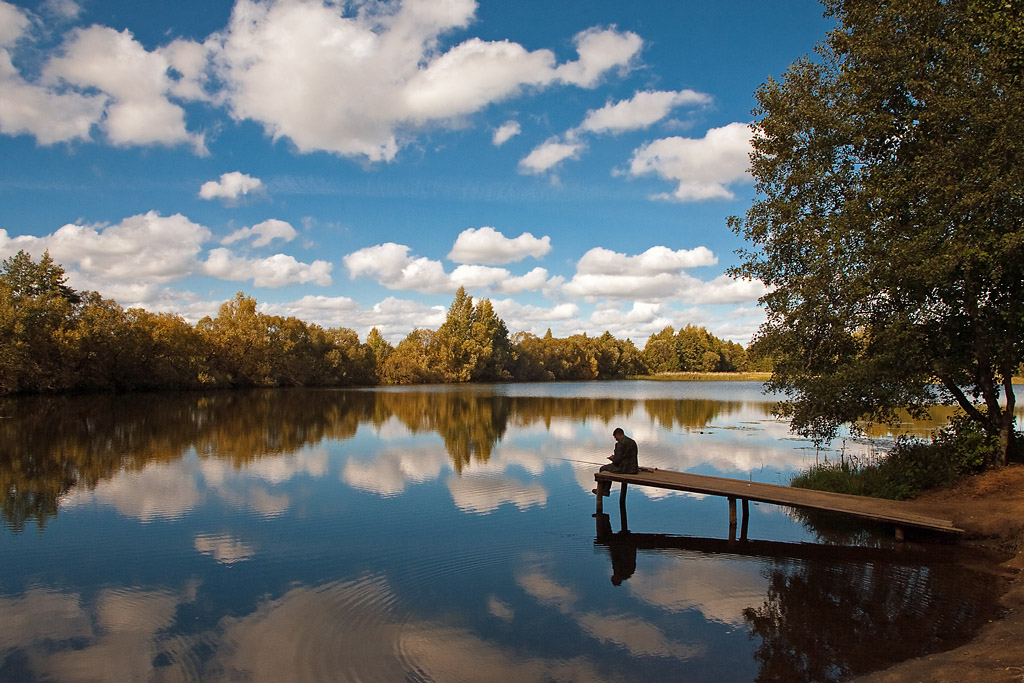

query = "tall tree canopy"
(730, 0), (1024, 464)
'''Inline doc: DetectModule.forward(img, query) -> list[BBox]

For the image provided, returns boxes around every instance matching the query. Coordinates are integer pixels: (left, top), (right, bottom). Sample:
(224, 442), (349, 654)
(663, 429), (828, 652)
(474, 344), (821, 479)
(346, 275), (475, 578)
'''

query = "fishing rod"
(548, 456), (608, 466)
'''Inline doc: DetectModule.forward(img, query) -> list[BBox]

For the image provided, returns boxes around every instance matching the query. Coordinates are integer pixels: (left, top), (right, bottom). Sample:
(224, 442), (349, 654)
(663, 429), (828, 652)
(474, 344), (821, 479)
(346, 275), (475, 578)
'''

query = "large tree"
(730, 0), (1024, 464)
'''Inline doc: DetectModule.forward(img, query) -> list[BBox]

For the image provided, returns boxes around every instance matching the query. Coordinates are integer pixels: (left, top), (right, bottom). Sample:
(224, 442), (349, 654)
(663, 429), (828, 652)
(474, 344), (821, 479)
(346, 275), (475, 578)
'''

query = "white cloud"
(627, 122), (753, 201)
(450, 263), (512, 289)
(492, 120), (520, 146)
(403, 37), (557, 120)
(0, 1), (29, 47)
(448, 226), (551, 265)
(344, 242), (452, 293)
(580, 89), (711, 134)
(554, 26), (643, 88)
(161, 37), (212, 101)
(497, 267), (550, 295)
(492, 299), (580, 323)
(259, 294), (447, 343)
(213, 0), (641, 160)
(0, 50), (106, 144)
(563, 246), (726, 302)
(685, 273), (769, 304)
(41, 0), (82, 21)
(0, 211), (210, 286)
(222, 219), (296, 247)
(576, 245), (716, 275)
(519, 139), (584, 174)
(0, 1), (643, 157)
(201, 171), (265, 201)
(43, 25), (205, 151)
(345, 241), (548, 296)
(202, 248), (332, 288)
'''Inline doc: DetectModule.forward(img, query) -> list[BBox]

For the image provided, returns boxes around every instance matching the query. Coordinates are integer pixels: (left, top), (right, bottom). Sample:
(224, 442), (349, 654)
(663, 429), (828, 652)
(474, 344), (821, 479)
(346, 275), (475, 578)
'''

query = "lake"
(0, 381), (1010, 682)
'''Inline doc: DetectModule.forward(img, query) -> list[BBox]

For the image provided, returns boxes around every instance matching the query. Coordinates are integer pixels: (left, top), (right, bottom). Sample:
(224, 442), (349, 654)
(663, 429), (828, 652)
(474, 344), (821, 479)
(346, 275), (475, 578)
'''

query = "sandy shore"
(855, 464), (1024, 682)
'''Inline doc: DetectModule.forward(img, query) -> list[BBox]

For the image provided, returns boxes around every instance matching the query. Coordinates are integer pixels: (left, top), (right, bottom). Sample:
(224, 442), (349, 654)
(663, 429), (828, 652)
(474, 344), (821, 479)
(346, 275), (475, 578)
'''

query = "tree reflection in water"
(743, 557), (1002, 682)
(592, 508), (1004, 683)
(1, 387), (745, 530)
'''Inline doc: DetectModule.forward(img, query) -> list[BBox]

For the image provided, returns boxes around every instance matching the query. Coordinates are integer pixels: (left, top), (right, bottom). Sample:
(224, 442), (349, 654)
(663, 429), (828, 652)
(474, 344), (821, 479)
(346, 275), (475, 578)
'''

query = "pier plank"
(595, 468), (962, 534)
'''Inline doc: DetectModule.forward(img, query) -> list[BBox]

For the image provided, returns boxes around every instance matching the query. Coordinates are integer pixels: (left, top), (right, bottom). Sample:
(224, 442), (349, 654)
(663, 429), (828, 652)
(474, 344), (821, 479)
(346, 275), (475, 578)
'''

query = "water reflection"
(593, 509), (1003, 683)
(1, 386), (782, 530)
(0, 384), (1012, 682)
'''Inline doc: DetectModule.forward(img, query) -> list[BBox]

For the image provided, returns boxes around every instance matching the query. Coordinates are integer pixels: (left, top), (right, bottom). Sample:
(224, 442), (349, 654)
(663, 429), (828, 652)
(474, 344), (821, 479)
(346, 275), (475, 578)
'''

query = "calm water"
(0, 382), (1010, 682)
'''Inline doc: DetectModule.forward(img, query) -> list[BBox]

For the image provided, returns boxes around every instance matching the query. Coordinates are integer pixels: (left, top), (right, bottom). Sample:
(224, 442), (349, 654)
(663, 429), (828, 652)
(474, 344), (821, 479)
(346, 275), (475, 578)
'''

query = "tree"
(0, 250), (80, 392)
(197, 292), (273, 387)
(730, 0), (1024, 464)
(365, 327), (393, 379)
(642, 326), (679, 373)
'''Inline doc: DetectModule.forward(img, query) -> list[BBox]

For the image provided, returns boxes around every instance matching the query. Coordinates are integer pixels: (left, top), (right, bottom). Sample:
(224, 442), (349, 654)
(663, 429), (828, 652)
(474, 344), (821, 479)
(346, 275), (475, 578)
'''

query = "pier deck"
(595, 468), (963, 538)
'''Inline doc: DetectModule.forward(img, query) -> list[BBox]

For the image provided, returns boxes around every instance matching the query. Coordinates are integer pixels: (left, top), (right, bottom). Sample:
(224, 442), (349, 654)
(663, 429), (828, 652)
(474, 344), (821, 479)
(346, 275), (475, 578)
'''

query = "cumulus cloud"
(563, 245), (720, 302)
(344, 242), (451, 293)
(553, 26), (643, 88)
(492, 120), (520, 146)
(519, 139), (584, 174)
(448, 226), (551, 265)
(202, 248), (332, 288)
(626, 121), (754, 201)
(222, 219), (296, 247)
(577, 245), (716, 274)
(200, 171), (265, 201)
(497, 267), (550, 295)
(344, 241), (549, 296)
(0, 1), (29, 47)
(0, 211), (210, 286)
(43, 25), (206, 151)
(580, 89), (710, 134)
(0, 3), (106, 144)
(687, 273), (769, 304)
(213, 0), (642, 160)
(259, 294), (447, 343)
(2, 0), (642, 156)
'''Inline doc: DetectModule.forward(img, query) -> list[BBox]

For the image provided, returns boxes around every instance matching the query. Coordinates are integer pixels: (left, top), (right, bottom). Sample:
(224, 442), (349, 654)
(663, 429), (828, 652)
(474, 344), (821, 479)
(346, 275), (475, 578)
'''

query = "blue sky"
(0, 0), (832, 345)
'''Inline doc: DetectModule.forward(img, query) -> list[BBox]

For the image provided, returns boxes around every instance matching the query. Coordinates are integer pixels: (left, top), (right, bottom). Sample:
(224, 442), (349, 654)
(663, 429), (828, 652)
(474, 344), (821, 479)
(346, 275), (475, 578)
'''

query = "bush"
(791, 412), (1015, 500)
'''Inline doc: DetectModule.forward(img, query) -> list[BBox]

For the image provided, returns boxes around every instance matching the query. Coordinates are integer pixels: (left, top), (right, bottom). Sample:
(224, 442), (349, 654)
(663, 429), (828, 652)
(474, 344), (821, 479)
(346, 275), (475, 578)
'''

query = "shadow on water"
(594, 508), (1005, 683)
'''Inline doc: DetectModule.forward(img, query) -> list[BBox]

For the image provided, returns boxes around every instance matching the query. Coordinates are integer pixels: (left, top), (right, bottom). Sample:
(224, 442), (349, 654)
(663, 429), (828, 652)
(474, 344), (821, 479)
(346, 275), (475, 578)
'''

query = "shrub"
(791, 412), (1015, 500)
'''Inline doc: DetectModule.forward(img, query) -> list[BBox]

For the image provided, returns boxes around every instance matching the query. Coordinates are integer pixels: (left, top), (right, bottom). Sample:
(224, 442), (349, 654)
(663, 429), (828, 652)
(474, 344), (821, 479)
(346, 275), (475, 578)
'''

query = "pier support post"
(619, 482), (628, 512)
(728, 497), (737, 541)
(741, 498), (750, 541)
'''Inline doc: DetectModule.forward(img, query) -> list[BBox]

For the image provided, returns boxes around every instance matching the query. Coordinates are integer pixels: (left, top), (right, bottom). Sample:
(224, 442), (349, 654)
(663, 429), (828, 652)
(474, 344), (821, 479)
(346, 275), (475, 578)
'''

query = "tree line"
(0, 250), (769, 395)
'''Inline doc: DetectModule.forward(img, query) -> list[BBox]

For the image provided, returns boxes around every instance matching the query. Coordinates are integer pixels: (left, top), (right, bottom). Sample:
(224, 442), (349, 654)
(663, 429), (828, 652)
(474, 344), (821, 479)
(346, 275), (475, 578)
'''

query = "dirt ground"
(855, 464), (1024, 682)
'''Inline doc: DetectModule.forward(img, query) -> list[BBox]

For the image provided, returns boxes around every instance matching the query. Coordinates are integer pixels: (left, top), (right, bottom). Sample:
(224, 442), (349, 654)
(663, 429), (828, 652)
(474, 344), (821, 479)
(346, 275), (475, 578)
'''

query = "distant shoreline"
(632, 371), (773, 382)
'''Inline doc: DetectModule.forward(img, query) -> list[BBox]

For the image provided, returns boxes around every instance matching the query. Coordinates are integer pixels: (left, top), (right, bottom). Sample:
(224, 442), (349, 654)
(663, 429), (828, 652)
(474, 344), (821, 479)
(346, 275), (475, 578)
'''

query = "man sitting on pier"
(593, 427), (638, 496)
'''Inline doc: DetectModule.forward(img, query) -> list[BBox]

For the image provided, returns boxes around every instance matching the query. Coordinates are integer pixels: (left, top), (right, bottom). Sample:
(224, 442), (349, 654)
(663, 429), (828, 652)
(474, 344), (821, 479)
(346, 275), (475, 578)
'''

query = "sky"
(0, 0), (833, 346)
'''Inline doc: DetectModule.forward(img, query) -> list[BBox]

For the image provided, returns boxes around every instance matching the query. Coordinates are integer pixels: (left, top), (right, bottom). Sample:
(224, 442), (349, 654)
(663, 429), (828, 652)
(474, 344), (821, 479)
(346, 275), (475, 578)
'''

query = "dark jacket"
(610, 435), (639, 474)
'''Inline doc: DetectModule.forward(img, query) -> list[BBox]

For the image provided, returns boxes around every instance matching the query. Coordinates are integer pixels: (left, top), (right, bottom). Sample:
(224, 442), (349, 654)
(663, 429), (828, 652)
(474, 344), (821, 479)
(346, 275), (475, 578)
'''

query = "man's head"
(613, 427), (624, 441)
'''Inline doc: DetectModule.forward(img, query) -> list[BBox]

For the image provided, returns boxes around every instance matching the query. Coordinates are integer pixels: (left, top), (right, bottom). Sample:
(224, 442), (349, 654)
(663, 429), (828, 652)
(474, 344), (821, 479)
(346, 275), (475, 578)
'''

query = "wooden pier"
(595, 468), (963, 540)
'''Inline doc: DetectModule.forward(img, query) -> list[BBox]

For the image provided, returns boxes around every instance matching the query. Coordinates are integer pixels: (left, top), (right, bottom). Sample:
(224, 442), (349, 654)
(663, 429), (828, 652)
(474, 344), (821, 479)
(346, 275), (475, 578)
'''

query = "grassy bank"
(632, 371), (773, 382)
